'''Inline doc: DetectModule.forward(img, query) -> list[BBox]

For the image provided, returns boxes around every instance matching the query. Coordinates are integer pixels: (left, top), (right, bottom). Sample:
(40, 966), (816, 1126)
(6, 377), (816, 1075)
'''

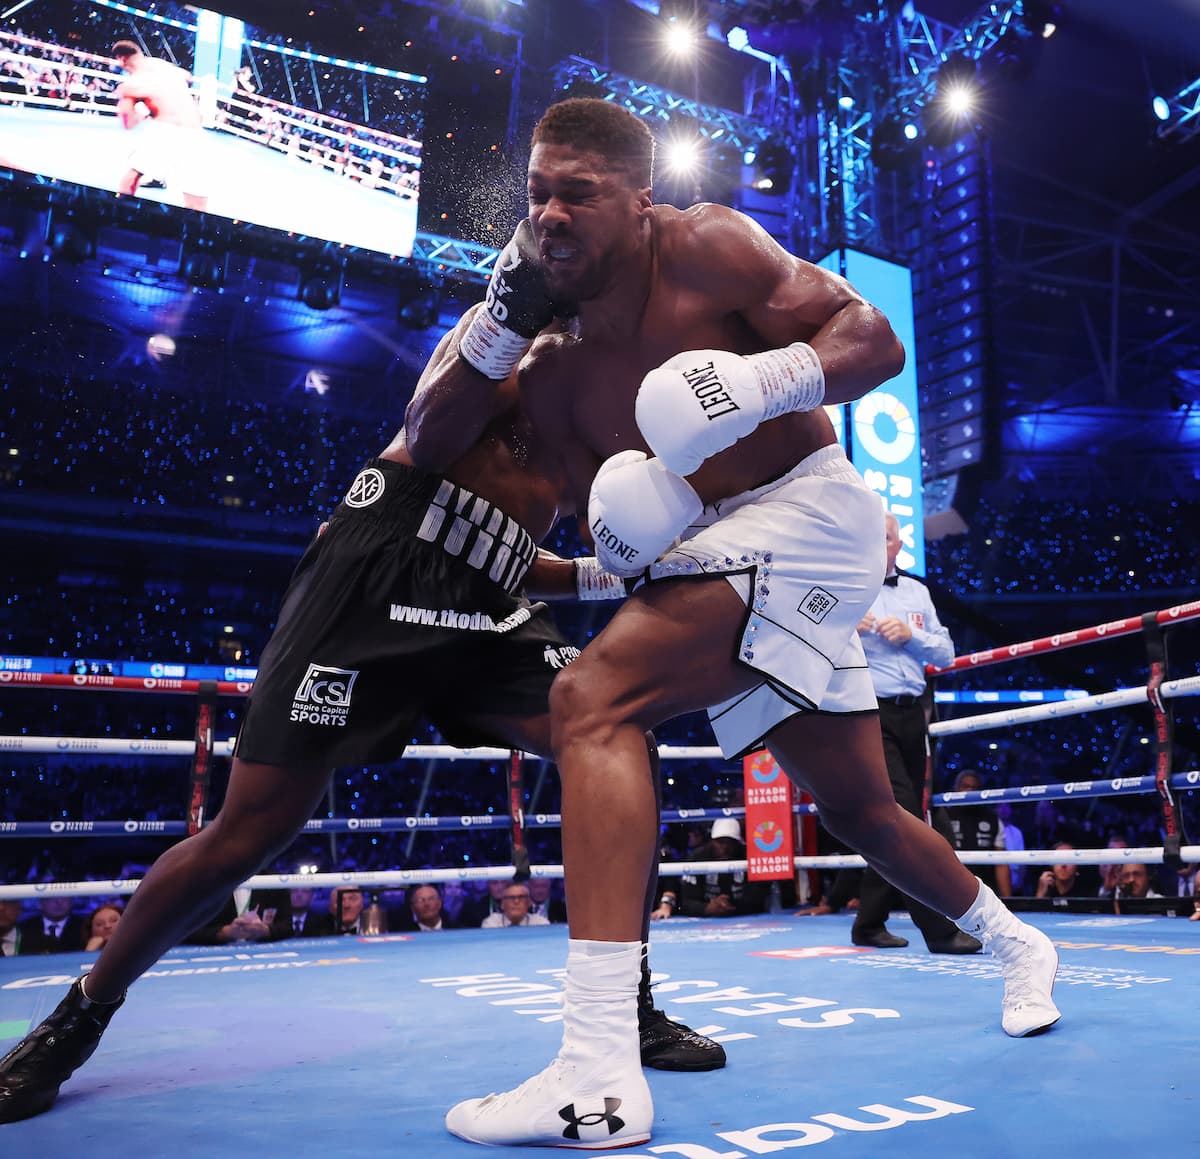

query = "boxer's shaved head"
(532, 99), (654, 189)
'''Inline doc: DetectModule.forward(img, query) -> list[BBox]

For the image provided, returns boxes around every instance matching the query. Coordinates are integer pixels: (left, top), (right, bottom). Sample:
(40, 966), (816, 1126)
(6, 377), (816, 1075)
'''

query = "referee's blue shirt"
(860, 572), (955, 699)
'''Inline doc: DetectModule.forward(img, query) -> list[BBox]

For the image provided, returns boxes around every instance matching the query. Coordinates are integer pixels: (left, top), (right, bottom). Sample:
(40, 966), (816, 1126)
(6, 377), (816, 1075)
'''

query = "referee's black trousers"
(851, 698), (961, 945)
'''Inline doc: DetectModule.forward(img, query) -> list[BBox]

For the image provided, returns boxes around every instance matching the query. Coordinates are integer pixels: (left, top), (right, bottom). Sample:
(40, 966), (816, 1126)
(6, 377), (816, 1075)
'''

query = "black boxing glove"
(459, 219), (555, 380)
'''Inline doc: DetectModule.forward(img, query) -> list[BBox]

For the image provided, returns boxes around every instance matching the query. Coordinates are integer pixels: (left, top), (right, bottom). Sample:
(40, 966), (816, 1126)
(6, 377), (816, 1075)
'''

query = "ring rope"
(927, 600), (1200, 675)
(3, 845), (1198, 902)
(1, 770), (1197, 840)
(929, 677), (1200, 737)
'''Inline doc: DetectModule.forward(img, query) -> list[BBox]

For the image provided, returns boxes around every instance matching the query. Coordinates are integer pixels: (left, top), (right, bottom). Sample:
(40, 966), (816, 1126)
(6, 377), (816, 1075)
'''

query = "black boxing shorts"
(234, 459), (578, 768)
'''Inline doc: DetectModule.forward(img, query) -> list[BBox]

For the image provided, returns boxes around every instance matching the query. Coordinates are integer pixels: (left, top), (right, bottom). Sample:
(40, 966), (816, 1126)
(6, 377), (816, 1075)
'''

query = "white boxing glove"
(588, 450), (703, 579)
(635, 342), (826, 477)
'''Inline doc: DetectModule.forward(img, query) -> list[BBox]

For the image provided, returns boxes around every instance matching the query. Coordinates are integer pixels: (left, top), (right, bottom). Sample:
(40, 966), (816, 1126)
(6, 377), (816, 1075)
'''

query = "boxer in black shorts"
(236, 459), (572, 769)
(0, 257), (721, 1124)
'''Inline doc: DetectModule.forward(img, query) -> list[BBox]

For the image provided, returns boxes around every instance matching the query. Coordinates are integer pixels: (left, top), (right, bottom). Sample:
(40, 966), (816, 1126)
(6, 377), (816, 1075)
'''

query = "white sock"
(566, 939), (641, 990)
(953, 878), (1018, 940)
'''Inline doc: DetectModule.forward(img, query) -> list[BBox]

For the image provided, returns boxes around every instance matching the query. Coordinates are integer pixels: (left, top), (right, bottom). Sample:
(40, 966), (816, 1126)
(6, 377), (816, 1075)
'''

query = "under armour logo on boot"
(558, 1097), (626, 1140)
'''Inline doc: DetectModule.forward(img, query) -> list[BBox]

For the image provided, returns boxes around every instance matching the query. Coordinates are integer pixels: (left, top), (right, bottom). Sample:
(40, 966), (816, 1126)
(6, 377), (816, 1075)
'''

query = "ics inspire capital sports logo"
(290, 663), (360, 727)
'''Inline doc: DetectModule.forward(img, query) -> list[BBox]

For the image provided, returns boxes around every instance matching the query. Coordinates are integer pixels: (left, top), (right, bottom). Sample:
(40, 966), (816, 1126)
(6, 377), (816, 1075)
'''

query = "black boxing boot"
(637, 947), (726, 1071)
(0, 978), (125, 1123)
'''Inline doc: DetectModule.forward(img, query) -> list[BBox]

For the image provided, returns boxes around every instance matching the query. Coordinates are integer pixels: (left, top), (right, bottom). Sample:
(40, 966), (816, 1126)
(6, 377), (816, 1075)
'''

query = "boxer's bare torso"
(116, 58), (201, 129)
(517, 204), (839, 521)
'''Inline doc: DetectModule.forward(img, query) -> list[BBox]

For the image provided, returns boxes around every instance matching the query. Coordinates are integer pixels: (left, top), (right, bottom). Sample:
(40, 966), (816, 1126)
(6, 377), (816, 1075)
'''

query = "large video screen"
(0, 0), (425, 257)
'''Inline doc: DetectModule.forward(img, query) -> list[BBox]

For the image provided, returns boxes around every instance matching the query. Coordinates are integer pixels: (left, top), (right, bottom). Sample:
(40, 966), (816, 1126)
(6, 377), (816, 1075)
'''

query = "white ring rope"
(3, 846), (1198, 901)
(0, 737), (727, 761)
(930, 675), (1200, 737)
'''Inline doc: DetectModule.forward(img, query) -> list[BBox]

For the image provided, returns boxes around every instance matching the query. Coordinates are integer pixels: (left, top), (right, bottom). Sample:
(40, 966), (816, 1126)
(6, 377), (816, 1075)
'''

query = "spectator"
(481, 883), (549, 928)
(942, 770), (1012, 898)
(458, 878), (510, 927)
(18, 897), (85, 955)
(996, 802), (1027, 894)
(395, 883), (456, 932)
(1116, 863), (1161, 901)
(287, 887), (321, 937)
(1097, 836), (1132, 899)
(185, 889), (291, 945)
(439, 879), (472, 926)
(675, 820), (768, 918)
(0, 900), (21, 957)
(320, 886), (366, 935)
(83, 904), (123, 952)
(527, 876), (567, 924)
(1035, 844), (1092, 899)
(849, 514), (981, 954)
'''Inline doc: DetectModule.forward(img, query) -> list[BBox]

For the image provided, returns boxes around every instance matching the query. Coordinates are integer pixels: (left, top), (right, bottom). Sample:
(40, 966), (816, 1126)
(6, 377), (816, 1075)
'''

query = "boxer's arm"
(404, 305), (519, 470)
(116, 90), (141, 129)
(526, 549), (630, 602)
(693, 205), (904, 404)
(638, 207), (905, 475)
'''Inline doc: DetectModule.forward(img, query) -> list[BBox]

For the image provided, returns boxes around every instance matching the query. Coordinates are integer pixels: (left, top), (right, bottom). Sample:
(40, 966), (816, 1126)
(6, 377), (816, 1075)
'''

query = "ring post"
(507, 750), (530, 882)
(187, 680), (219, 836)
(1142, 613), (1184, 866)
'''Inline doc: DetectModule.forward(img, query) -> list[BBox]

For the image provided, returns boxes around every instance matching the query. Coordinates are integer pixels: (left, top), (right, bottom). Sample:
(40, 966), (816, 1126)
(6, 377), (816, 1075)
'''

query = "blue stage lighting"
(743, 148), (757, 165)
(1152, 95), (1171, 122)
(903, 122), (919, 140)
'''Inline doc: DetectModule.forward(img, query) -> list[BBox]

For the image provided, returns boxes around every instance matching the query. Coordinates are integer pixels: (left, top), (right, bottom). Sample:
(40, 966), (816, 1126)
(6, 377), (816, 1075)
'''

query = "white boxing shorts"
(126, 120), (211, 198)
(646, 443), (885, 759)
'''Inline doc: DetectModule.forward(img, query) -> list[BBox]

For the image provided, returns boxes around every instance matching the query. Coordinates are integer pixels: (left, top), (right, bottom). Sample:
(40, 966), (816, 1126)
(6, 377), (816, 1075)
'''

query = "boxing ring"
(1, 601), (1198, 1154)
(0, 30), (420, 256)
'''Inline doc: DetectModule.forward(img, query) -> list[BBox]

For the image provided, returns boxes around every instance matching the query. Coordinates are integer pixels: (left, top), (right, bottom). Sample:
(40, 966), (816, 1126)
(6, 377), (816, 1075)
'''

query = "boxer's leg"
(461, 711), (725, 1071)
(448, 577), (757, 1148)
(0, 757), (332, 1123)
(766, 713), (1059, 1038)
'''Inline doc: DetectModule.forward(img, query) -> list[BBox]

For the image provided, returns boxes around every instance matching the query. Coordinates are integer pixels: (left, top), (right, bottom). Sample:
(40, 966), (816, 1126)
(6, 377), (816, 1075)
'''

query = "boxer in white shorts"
(111, 40), (209, 211)
(424, 97), (1063, 1149)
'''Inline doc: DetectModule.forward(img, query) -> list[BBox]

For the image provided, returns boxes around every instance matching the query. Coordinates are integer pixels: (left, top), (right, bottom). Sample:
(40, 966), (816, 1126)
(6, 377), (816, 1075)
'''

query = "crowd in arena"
(3, 350), (1198, 912)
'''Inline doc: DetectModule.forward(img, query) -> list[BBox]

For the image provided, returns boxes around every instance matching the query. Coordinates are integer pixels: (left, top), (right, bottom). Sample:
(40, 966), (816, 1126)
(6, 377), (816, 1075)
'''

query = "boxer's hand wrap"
(588, 450), (703, 579)
(635, 342), (826, 476)
(573, 557), (630, 601)
(459, 219), (555, 380)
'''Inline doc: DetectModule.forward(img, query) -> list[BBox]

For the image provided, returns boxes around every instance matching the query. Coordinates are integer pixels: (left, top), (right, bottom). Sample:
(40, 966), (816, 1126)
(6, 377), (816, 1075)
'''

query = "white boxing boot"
(446, 940), (653, 1149)
(955, 879), (1061, 1037)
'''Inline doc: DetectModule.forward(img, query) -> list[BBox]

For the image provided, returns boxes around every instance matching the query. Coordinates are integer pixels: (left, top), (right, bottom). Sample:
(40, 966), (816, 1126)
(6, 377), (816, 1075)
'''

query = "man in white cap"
(668, 819), (767, 918)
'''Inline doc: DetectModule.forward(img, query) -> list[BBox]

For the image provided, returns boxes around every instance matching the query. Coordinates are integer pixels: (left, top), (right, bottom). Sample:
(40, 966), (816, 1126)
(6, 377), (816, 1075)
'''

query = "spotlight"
(662, 19), (697, 57)
(300, 273), (340, 310)
(47, 213), (96, 264)
(662, 135), (703, 179)
(871, 115), (921, 171)
(726, 26), (750, 52)
(1152, 95), (1171, 122)
(748, 141), (792, 196)
(299, 254), (343, 310)
(1024, 1), (1062, 39)
(181, 247), (225, 290)
(925, 56), (979, 147)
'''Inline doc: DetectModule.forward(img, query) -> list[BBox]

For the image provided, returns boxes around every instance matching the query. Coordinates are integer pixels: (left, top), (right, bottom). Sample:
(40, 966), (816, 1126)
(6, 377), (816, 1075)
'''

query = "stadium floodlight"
(663, 20), (698, 58)
(662, 135), (703, 178)
(943, 82), (975, 119)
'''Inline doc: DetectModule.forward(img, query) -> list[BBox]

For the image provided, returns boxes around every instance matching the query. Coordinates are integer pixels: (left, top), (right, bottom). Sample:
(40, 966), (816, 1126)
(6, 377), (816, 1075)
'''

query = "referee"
(849, 513), (982, 954)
